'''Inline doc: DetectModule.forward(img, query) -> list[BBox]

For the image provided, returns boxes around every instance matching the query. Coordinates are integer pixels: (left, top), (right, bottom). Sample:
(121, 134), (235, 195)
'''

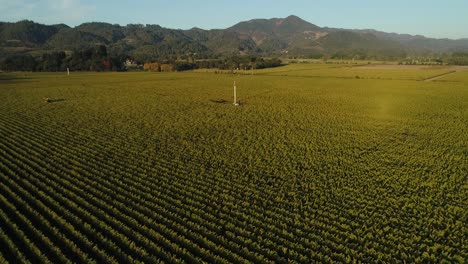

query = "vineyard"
(0, 65), (467, 263)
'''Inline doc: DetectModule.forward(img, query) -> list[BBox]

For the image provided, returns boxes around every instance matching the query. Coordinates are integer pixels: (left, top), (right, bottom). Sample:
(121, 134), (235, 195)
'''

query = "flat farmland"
(0, 65), (467, 263)
(256, 64), (459, 81)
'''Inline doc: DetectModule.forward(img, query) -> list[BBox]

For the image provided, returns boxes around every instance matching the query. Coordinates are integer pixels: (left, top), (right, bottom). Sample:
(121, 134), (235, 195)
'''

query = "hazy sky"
(1, 0), (467, 39)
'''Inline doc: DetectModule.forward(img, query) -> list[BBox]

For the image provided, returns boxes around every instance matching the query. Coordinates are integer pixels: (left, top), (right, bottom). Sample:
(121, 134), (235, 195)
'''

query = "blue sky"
(1, 0), (467, 39)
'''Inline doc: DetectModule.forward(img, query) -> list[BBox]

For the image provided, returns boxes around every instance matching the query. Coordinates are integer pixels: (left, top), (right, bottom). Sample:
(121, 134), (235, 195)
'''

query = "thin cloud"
(47, 0), (95, 22)
(0, 0), (37, 20)
(0, 0), (95, 25)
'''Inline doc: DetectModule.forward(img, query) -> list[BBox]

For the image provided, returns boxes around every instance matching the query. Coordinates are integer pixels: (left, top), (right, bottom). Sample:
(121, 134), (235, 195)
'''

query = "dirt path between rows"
(423, 71), (457, 82)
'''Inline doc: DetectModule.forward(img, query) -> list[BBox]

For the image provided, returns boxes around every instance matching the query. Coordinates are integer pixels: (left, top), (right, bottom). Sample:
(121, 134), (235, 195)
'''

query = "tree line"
(0, 45), (283, 72)
(447, 52), (468, 65)
(143, 57), (282, 72)
(0, 45), (125, 72)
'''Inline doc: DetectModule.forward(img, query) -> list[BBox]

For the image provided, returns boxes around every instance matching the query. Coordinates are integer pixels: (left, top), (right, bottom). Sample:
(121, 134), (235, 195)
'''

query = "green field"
(0, 65), (467, 263)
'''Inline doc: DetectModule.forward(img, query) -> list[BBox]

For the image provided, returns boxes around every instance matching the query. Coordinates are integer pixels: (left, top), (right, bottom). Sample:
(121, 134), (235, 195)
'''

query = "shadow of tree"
(0, 73), (35, 83)
(210, 99), (229, 104)
(43, 98), (66, 103)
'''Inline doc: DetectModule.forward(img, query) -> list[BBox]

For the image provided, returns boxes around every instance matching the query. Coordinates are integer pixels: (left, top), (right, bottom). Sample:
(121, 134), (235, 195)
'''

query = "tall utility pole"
(233, 81), (239, 106)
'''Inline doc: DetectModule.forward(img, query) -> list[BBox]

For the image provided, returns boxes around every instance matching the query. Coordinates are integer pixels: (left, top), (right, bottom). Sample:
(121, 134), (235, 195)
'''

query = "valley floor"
(0, 64), (467, 263)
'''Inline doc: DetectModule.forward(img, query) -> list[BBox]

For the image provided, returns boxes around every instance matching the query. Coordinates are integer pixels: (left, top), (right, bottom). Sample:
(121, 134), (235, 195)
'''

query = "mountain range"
(1, 15), (468, 61)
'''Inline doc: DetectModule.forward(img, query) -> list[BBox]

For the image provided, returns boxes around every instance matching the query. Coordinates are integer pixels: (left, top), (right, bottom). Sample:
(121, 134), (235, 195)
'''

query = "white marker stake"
(233, 81), (239, 106)
(67, 68), (70, 76)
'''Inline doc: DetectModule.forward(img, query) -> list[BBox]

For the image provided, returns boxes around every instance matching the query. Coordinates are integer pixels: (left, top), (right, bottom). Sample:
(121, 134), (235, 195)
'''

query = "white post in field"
(233, 81), (239, 106)
(67, 68), (70, 76)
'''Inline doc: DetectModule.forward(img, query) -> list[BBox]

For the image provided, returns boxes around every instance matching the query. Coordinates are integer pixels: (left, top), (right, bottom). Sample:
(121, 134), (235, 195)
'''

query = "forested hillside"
(1, 16), (468, 71)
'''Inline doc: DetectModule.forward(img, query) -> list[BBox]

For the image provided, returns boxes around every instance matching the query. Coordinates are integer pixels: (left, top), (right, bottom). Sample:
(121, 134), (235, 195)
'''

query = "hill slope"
(1, 16), (467, 60)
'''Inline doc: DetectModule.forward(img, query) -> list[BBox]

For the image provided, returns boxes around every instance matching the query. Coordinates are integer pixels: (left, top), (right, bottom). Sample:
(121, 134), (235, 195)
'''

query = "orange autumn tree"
(143, 62), (161, 72)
